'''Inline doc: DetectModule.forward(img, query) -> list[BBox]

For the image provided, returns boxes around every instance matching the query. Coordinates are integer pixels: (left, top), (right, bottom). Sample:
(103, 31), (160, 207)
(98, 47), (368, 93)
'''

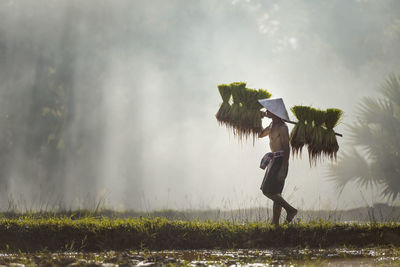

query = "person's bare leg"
(272, 201), (282, 226)
(267, 194), (297, 223)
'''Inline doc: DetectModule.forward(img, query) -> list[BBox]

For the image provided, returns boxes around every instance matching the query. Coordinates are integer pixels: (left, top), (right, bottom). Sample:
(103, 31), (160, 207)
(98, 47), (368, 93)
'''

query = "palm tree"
(328, 74), (400, 201)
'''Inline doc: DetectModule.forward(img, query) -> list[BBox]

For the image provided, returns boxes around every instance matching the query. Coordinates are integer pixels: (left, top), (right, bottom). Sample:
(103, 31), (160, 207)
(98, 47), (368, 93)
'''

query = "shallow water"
(0, 248), (399, 266)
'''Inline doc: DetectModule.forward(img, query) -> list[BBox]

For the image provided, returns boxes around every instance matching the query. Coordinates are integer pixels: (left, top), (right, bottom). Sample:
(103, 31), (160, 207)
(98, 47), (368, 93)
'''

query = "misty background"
(0, 0), (399, 211)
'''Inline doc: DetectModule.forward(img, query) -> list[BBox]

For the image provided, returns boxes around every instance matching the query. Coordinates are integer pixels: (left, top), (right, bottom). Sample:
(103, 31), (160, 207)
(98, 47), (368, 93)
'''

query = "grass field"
(1, 216), (400, 252)
(2, 203), (400, 222)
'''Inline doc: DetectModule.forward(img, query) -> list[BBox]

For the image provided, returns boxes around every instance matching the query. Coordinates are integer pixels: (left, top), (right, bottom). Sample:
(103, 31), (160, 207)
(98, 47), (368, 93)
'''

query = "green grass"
(1, 217), (400, 252)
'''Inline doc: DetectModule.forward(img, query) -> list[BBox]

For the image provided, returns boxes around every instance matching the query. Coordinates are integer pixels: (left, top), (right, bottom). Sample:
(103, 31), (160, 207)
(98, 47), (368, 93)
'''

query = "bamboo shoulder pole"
(285, 120), (343, 137)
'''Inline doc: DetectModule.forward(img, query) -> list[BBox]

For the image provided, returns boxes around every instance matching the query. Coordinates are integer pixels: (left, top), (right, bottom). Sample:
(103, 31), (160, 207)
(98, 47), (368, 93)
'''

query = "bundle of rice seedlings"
(257, 89), (272, 105)
(215, 82), (271, 143)
(290, 105), (343, 165)
(325, 108), (343, 129)
(290, 106), (309, 156)
(241, 89), (262, 138)
(215, 84), (231, 124)
(243, 89), (272, 139)
(308, 109), (326, 165)
(303, 106), (314, 144)
(229, 82), (247, 137)
(323, 108), (343, 159)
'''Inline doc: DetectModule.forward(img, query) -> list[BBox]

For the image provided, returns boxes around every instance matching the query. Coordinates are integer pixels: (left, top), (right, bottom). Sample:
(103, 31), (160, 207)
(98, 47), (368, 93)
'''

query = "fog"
(0, 0), (399, 211)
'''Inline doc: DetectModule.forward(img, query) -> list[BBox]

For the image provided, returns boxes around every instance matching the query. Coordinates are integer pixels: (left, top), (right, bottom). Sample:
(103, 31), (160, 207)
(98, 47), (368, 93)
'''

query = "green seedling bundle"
(323, 108), (343, 159)
(290, 106), (343, 165)
(229, 82), (246, 129)
(289, 106), (310, 156)
(308, 109), (326, 163)
(215, 84), (231, 123)
(215, 82), (271, 141)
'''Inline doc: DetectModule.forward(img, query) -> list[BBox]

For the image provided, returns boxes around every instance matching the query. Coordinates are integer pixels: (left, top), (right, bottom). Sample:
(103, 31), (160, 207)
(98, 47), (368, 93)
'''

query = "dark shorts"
(260, 156), (287, 195)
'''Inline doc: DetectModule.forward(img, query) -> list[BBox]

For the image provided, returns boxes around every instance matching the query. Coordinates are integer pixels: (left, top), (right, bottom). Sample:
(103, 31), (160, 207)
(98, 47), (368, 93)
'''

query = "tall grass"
(1, 216), (400, 252)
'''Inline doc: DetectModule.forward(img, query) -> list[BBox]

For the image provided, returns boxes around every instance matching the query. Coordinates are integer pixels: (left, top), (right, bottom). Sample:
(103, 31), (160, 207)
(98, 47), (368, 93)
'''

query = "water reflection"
(0, 248), (399, 266)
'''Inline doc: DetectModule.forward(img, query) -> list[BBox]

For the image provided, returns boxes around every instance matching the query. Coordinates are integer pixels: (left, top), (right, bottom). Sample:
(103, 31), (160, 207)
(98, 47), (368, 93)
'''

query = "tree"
(328, 74), (400, 201)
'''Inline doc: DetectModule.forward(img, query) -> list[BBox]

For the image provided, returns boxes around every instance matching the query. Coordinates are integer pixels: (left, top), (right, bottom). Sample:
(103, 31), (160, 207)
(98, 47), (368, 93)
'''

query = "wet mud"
(0, 248), (399, 266)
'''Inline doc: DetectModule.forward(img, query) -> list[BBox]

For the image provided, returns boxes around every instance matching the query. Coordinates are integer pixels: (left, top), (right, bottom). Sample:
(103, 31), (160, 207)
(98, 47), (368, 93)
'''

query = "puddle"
(0, 248), (399, 266)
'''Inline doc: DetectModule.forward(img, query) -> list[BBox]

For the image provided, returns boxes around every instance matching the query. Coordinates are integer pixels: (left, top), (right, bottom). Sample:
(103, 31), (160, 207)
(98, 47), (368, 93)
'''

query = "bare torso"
(259, 119), (290, 165)
(269, 121), (287, 152)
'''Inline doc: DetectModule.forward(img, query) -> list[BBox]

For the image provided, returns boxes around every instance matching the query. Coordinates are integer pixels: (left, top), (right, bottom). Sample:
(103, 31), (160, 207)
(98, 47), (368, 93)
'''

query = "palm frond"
(357, 97), (397, 129)
(327, 149), (378, 191)
(381, 73), (400, 108)
(329, 73), (400, 201)
(381, 173), (400, 201)
(347, 121), (400, 160)
(347, 123), (381, 156)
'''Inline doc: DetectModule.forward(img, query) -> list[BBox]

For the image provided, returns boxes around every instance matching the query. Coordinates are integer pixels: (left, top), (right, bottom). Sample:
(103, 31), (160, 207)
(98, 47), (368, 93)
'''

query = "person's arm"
(259, 125), (271, 138)
(258, 112), (270, 138)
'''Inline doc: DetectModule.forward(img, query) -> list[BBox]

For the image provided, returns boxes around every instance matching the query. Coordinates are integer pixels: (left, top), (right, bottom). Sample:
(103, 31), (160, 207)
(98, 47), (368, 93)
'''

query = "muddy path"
(0, 248), (399, 266)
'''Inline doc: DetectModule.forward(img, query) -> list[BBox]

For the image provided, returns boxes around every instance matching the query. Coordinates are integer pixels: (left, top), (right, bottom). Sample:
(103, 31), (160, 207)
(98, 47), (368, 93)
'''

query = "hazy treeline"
(0, 1), (146, 208)
(0, 0), (400, 210)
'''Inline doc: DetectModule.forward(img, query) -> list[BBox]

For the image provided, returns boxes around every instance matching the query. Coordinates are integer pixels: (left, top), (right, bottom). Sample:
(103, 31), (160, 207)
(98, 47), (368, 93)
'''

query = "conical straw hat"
(258, 98), (290, 121)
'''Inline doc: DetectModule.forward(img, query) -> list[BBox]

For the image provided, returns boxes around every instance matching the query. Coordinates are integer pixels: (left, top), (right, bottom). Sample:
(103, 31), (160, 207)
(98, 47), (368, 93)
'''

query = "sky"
(0, 0), (400, 211)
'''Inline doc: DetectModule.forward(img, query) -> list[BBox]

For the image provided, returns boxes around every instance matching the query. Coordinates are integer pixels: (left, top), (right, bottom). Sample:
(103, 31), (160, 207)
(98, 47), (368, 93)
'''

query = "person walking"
(258, 98), (297, 226)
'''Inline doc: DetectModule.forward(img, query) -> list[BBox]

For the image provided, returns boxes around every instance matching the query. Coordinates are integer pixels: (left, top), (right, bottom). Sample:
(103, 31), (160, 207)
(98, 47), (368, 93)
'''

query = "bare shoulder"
(277, 122), (289, 135)
(278, 122), (288, 131)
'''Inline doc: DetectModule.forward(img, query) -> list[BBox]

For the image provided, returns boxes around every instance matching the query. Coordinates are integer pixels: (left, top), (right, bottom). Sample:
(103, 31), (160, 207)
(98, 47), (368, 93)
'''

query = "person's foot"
(286, 208), (298, 223)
